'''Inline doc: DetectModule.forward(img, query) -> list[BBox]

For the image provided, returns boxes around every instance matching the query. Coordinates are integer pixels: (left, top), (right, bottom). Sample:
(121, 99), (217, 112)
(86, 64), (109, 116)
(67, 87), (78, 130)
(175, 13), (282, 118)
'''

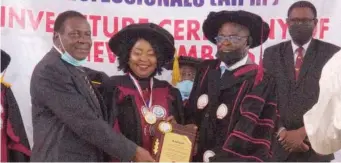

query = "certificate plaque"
(152, 121), (197, 162)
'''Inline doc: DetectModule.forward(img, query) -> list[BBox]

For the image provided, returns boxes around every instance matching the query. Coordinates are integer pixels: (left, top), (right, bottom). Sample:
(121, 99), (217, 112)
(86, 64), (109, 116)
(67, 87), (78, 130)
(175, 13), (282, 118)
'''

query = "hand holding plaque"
(152, 120), (197, 162)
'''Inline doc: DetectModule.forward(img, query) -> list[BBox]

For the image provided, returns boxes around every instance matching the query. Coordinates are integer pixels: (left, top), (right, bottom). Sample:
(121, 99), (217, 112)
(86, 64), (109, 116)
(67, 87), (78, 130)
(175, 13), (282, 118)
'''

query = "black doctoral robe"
(1, 82), (31, 162)
(101, 75), (185, 155)
(185, 59), (279, 162)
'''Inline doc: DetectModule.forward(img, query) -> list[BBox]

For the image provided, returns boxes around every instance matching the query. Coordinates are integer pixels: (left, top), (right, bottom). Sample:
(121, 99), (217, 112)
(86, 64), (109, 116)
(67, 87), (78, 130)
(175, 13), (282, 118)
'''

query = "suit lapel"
(297, 40), (318, 84)
(282, 42), (296, 82)
(66, 64), (101, 112)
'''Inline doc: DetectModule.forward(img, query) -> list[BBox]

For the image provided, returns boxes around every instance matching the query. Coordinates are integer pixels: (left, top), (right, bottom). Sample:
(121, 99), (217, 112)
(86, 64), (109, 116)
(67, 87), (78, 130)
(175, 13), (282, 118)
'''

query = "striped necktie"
(77, 67), (100, 105)
(295, 47), (304, 80)
(220, 66), (227, 78)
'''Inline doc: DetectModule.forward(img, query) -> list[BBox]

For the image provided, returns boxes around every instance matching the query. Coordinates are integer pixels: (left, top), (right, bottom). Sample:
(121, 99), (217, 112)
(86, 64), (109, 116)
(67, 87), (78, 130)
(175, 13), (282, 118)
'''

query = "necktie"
(84, 75), (100, 105)
(77, 67), (100, 105)
(295, 47), (304, 80)
(220, 66), (227, 77)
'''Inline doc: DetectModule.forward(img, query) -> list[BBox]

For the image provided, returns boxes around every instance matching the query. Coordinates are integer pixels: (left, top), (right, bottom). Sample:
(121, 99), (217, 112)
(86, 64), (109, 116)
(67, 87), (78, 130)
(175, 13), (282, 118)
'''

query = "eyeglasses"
(288, 18), (316, 24)
(214, 35), (248, 44)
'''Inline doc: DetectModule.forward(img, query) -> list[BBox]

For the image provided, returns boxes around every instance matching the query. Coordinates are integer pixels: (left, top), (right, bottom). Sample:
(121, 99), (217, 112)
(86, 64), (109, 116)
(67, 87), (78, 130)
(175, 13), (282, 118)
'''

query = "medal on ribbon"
(129, 74), (157, 124)
(158, 121), (172, 133)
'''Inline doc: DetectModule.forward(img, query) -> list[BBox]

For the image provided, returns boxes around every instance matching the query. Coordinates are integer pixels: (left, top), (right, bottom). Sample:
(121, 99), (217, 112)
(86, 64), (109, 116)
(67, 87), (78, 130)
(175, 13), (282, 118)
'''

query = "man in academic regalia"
(1, 49), (31, 162)
(185, 10), (279, 162)
(263, 1), (340, 161)
(165, 56), (203, 103)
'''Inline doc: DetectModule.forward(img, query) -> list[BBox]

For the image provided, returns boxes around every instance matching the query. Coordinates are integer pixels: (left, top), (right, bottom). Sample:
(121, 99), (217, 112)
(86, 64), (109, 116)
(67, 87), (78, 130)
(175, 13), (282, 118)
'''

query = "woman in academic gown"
(101, 23), (185, 156)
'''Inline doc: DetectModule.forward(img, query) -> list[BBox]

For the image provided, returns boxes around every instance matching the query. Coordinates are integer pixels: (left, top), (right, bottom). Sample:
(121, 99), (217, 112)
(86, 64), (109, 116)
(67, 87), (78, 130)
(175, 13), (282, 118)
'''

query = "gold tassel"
(171, 50), (181, 86)
(0, 73), (11, 88)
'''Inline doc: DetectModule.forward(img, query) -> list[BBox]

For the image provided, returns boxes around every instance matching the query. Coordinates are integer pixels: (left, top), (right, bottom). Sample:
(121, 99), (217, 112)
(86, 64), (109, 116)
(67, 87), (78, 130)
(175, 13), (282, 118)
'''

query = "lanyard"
(128, 73), (153, 108)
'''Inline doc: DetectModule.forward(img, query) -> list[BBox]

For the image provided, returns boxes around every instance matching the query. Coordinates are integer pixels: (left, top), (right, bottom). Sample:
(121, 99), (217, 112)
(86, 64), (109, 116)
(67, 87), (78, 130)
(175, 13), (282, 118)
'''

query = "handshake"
(133, 146), (155, 162)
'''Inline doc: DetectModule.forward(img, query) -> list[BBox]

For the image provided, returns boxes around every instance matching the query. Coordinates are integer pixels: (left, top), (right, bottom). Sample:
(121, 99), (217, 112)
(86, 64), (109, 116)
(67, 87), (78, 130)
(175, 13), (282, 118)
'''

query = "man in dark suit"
(30, 10), (154, 162)
(263, 1), (340, 161)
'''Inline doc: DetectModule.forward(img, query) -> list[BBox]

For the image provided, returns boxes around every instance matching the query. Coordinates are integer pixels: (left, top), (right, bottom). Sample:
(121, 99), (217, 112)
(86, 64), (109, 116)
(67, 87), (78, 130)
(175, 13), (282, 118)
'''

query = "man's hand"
(280, 128), (308, 152)
(289, 142), (309, 152)
(133, 146), (155, 162)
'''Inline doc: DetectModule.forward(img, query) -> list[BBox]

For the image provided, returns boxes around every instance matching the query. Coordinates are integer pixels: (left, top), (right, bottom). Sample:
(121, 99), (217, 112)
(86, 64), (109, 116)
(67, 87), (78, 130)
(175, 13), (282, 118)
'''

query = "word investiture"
(76, 0), (279, 7)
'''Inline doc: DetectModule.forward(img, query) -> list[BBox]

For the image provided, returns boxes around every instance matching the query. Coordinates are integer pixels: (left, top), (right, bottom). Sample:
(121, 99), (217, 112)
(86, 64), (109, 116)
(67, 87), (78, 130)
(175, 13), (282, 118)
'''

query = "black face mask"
(216, 48), (247, 66)
(289, 23), (314, 46)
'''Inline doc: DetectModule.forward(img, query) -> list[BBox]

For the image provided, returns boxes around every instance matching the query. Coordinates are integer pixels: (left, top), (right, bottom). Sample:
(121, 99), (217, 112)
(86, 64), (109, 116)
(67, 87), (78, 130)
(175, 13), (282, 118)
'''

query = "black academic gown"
(1, 82), (31, 162)
(185, 60), (279, 162)
(101, 74), (184, 154)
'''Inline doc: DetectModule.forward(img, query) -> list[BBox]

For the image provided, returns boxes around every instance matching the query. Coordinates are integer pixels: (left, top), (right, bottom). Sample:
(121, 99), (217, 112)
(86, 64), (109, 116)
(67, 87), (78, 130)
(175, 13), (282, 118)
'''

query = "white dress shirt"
(291, 39), (312, 64)
(303, 50), (341, 155)
(220, 55), (248, 75)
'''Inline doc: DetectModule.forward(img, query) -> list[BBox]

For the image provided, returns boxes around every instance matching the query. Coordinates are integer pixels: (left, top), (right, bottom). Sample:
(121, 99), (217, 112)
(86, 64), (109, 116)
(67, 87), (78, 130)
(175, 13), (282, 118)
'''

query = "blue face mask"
(60, 52), (87, 66)
(176, 80), (194, 100)
(55, 34), (87, 66)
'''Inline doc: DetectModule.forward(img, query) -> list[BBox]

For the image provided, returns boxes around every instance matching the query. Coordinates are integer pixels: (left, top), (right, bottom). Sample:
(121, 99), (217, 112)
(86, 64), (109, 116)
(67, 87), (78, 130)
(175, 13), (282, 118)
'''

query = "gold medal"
(158, 121), (172, 133)
(141, 106), (149, 116)
(145, 111), (157, 124)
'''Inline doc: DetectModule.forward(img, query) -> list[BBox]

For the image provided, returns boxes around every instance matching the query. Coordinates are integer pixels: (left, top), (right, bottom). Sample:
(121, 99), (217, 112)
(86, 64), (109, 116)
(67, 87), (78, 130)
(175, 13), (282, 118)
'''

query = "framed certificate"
(152, 121), (197, 162)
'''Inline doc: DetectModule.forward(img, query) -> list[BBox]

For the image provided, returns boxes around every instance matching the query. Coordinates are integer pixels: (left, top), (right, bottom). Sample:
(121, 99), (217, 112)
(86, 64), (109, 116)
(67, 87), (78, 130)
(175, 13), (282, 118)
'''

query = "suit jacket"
(30, 48), (137, 162)
(82, 67), (109, 91)
(263, 39), (340, 161)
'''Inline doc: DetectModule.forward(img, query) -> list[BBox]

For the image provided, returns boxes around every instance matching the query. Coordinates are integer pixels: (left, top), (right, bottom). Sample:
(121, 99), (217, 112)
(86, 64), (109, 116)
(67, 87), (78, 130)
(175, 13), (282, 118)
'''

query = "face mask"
(176, 80), (194, 100)
(289, 23), (314, 46)
(216, 48), (247, 66)
(55, 34), (87, 66)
